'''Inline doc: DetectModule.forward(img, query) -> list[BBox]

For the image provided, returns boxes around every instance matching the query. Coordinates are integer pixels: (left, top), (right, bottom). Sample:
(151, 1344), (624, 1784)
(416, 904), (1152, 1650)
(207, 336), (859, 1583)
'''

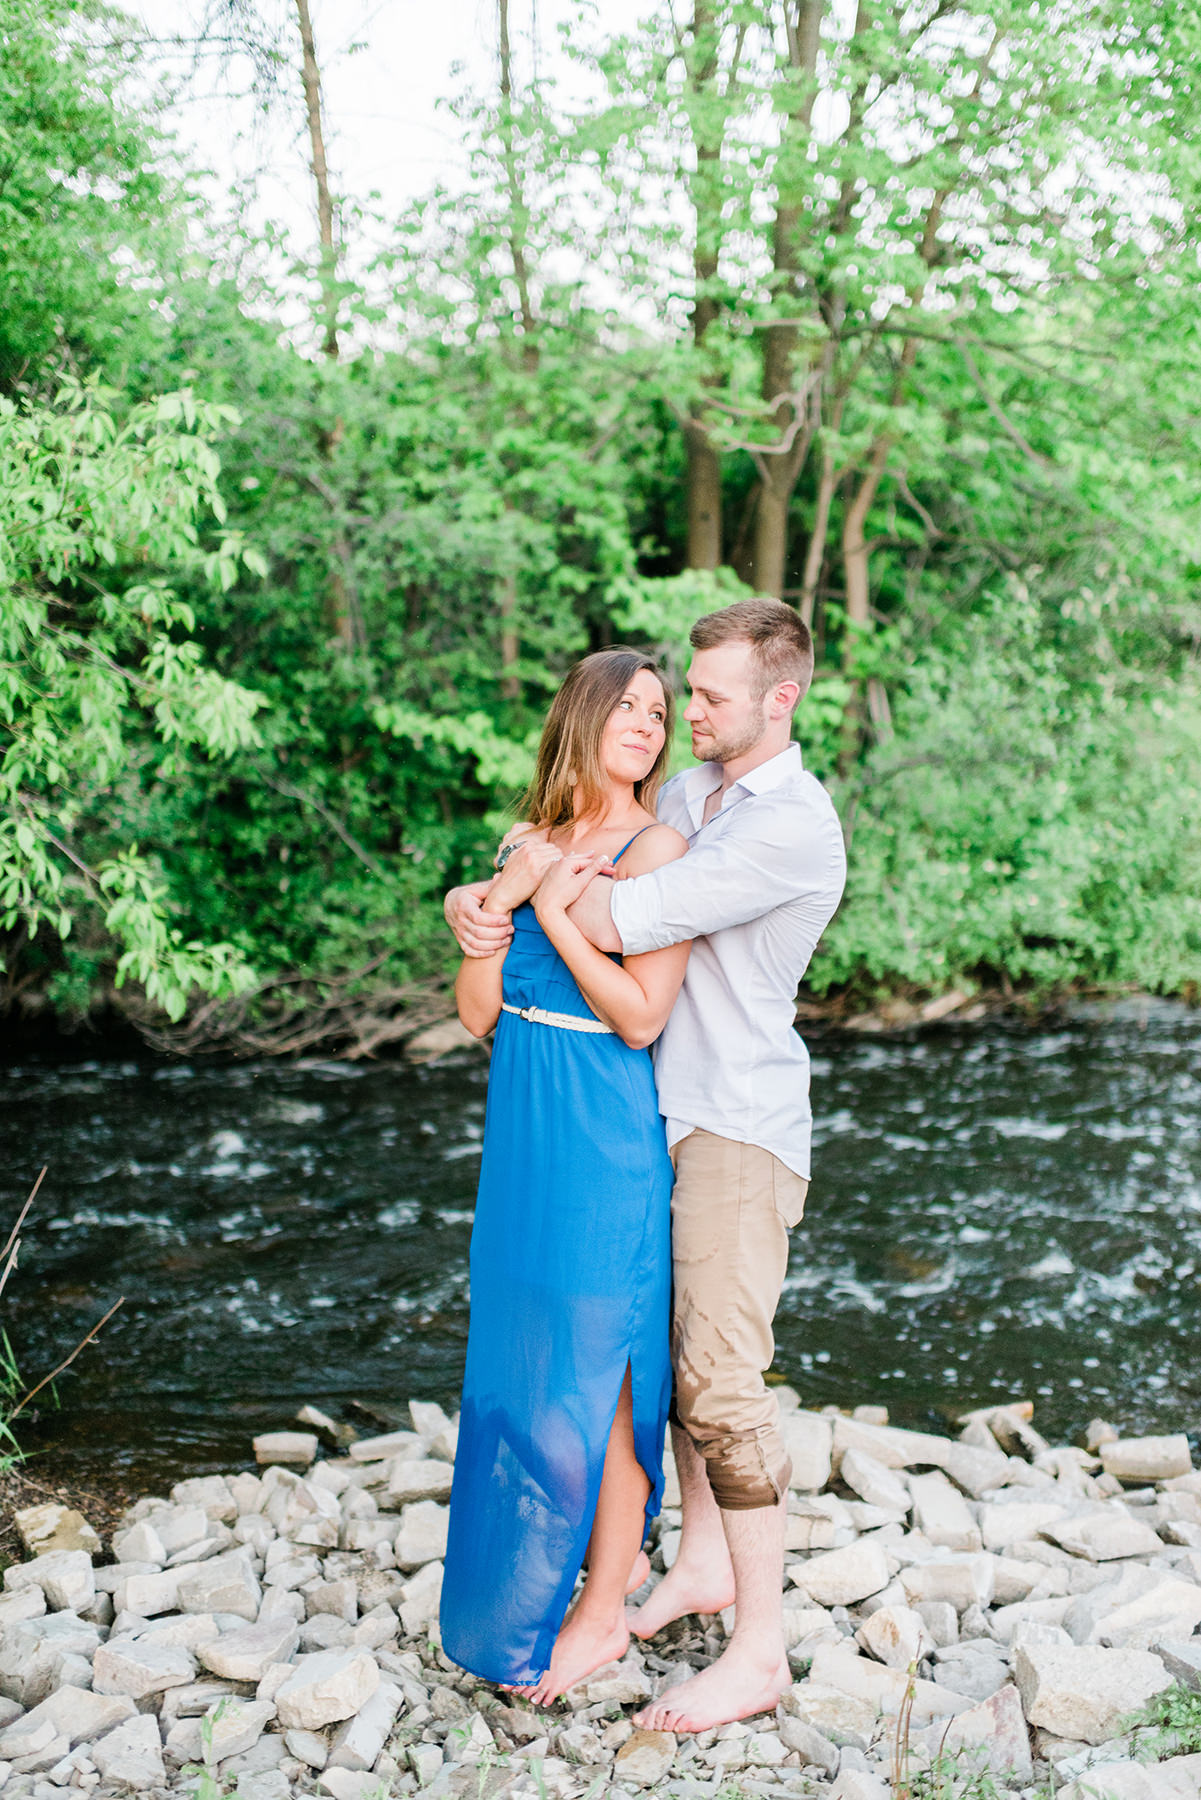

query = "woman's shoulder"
(616, 821), (689, 877)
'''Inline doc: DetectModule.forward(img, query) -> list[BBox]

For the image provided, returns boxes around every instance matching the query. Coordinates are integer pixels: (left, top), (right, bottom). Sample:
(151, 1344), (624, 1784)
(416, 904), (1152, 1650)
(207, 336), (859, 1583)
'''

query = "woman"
(440, 648), (690, 1705)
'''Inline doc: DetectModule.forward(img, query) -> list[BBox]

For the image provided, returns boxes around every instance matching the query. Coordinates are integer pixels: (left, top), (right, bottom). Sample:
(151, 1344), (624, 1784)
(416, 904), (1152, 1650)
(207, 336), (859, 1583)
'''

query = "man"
(445, 597), (846, 1731)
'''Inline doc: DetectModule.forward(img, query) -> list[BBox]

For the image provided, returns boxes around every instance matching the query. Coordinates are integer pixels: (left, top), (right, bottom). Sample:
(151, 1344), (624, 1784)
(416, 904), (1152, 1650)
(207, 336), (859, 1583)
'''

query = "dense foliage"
(1, 0), (1199, 1043)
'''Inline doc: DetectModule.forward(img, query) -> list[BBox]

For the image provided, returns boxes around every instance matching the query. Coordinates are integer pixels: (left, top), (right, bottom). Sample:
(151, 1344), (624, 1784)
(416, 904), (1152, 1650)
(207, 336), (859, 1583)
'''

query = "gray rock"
(856, 1603), (925, 1669)
(899, 1553), (995, 1612)
(409, 1399), (452, 1440)
(929, 1648), (1009, 1702)
(979, 1500), (1070, 1551)
(205, 1696), (276, 1763)
(0, 1688), (136, 1756)
(922, 1682), (1032, 1782)
(254, 1431), (319, 1467)
(776, 1712), (840, 1772)
(285, 1728), (328, 1769)
(1045, 1508), (1163, 1562)
(177, 1549), (262, 1620)
(807, 1644), (974, 1723)
(1065, 1566), (1201, 1649)
(829, 1769), (890, 1800)
(90, 1715), (166, 1789)
(915, 1600), (958, 1647)
(791, 1541), (890, 1607)
(0, 1587), (46, 1627)
(614, 1728), (676, 1787)
(392, 1499), (449, 1570)
(565, 1654), (652, 1706)
(1155, 1637), (1201, 1690)
(234, 1771), (294, 1800)
(1014, 1642), (1171, 1744)
(1100, 1436), (1192, 1484)
(199, 1615), (300, 1681)
(386, 1460), (456, 1506)
(907, 1471), (982, 1552)
(840, 1448), (910, 1515)
(2, 1551), (94, 1615)
(13, 1506), (102, 1561)
(1058, 1752), (1201, 1799)
(327, 1679), (401, 1771)
(348, 1431), (423, 1463)
(171, 1475), (238, 1523)
(782, 1412), (834, 1491)
(274, 1648), (381, 1730)
(110, 1521), (167, 1566)
(92, 1635), (196, 1699)
(112, 1567), (181, 1617)
(306, 1578), (358, 1623)
(319, 1769), (386, 1800)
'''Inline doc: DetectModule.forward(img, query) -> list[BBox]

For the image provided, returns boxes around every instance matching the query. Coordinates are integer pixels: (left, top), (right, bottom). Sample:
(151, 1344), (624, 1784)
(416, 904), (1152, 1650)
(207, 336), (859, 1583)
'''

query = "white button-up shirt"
(609, 743), (846, 1178)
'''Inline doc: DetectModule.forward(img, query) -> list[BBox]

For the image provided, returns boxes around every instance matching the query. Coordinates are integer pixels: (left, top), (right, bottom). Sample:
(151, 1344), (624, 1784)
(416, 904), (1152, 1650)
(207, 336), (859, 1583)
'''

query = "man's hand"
(444, 881), (515, 959)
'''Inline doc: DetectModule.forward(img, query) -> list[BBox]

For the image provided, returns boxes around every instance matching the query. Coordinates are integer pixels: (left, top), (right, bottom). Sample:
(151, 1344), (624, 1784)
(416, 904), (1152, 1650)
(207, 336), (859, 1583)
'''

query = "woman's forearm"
(536, 903), (678, 1050)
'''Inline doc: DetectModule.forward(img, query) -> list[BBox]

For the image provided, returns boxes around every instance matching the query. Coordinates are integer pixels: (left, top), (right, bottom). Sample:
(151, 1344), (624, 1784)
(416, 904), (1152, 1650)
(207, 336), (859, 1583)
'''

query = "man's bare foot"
(633, 1644), (790, 1733)
(626, 1555), (735, 1638)
(625, 1549), (651, 1595)
(527, 1611), (630, 1707)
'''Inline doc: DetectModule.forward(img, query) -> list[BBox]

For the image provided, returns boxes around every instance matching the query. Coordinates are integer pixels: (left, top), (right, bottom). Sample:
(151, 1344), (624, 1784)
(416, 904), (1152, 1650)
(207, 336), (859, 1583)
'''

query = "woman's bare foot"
(625, 1549), (651, 1595)
(528, 1610), (630, 1707)
(634, 1645), (790, 1733)
(626, 1552), (735, 1638)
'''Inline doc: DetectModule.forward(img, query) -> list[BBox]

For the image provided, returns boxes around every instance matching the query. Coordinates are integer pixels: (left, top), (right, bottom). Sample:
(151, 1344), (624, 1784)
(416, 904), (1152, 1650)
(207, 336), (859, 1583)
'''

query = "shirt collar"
(679, 741), (802, 831)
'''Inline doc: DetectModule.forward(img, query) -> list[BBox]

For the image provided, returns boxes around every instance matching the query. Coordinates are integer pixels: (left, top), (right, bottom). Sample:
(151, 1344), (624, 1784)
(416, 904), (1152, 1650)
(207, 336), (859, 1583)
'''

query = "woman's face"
(600, 668), (668, 785)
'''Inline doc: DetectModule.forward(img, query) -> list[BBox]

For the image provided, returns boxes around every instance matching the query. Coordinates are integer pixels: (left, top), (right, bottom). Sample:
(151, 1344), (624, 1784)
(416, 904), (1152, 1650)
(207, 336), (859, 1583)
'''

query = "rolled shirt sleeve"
(610, 797), (842, 955)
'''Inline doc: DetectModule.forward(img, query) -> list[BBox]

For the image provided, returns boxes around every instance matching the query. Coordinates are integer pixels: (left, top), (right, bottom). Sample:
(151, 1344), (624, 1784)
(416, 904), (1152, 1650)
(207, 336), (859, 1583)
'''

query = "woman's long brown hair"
(520, 648), (674, 831)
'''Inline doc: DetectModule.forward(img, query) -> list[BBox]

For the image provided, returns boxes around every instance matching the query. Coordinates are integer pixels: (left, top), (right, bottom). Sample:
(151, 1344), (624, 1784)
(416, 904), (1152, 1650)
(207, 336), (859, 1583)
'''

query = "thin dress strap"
(611, 824), (655, 865)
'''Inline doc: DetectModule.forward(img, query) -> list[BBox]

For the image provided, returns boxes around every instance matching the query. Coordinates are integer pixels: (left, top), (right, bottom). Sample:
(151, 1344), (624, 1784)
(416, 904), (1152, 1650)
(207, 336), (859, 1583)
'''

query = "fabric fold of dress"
(440, 878), (673, 1686)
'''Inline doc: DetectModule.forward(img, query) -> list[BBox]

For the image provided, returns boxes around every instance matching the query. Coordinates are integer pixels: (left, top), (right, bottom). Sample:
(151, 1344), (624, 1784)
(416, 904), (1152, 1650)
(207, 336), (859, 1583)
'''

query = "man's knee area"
(678, 1419), (791, 1509)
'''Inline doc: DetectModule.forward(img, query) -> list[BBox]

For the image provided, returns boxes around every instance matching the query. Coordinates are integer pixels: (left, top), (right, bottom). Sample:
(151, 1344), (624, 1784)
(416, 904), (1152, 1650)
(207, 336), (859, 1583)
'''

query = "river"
(2, 1002), (1199, 1490)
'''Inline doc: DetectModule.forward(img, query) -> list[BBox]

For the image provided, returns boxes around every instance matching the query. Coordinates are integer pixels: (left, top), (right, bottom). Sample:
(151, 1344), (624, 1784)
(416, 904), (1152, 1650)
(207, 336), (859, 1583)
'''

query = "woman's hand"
(532, 851), (612, 923)
(489, 839), (564, 912)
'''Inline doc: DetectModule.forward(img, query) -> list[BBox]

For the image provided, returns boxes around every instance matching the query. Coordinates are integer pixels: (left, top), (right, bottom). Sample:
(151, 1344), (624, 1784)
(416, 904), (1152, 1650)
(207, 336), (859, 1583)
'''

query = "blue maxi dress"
(440, 847), (674, 1686)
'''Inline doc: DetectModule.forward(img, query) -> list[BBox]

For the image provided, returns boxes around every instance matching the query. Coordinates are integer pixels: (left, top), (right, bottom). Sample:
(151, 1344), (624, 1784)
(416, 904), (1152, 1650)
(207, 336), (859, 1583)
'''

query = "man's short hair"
(689, 597), (814, 707)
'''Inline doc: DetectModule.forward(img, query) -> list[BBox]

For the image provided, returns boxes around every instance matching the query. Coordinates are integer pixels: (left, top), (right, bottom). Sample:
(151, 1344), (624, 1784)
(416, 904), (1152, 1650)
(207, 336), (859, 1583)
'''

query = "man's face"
(683, 642), (768, 764)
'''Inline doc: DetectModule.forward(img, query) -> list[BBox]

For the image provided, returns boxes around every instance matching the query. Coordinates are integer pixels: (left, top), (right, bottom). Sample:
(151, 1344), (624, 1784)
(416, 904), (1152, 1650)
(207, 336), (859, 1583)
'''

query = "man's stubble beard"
(692, 699), (769, 765)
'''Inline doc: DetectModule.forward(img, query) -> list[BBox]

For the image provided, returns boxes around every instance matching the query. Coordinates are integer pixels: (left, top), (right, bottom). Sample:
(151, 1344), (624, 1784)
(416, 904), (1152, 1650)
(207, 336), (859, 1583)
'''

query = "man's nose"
(683, 699), (702, 721)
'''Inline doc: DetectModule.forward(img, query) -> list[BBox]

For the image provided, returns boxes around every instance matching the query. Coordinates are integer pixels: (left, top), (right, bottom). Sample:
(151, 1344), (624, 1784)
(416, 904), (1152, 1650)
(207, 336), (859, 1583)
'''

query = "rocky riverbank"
(4, 1396), (1201, 1800)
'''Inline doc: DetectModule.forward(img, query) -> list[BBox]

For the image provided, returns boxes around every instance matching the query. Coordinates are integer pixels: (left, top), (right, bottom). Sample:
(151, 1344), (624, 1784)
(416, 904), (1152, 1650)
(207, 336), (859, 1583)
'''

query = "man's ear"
(769, 680), (801, 718)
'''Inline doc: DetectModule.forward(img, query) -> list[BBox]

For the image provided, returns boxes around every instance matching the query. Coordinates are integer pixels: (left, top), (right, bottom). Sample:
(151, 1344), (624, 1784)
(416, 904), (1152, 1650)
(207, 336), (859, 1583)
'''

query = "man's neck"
(699, 731), (794, 827)
(716, 727), (793, 793)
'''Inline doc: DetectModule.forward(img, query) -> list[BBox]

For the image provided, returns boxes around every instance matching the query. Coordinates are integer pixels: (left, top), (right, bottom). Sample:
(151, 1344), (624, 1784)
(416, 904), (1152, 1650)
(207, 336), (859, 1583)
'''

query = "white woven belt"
(501, 1002), (613, 1035)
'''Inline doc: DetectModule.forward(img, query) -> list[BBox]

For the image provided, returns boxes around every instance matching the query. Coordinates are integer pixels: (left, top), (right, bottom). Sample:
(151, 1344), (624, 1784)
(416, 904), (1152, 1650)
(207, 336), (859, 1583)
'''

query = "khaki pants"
(669, 1128), (808, 1511)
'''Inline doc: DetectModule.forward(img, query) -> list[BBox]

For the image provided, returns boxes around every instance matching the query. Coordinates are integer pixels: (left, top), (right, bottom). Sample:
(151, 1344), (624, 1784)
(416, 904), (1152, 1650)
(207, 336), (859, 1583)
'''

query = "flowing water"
(2, 1002), (1199, 1491)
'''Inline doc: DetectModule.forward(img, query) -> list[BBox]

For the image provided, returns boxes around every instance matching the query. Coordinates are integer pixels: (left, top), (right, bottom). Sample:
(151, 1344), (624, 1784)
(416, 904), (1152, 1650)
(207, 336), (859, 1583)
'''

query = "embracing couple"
(439, 597), (846, 1734)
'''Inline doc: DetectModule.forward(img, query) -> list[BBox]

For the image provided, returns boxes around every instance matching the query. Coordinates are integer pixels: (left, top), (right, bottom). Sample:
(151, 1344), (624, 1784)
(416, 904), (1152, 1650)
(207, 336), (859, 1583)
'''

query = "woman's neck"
(562, 784), (643, 842)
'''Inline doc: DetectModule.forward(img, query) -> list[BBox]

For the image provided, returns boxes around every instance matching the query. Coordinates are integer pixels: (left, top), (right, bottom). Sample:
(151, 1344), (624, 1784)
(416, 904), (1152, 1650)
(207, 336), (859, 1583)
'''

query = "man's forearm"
(565, 873), (622, 952)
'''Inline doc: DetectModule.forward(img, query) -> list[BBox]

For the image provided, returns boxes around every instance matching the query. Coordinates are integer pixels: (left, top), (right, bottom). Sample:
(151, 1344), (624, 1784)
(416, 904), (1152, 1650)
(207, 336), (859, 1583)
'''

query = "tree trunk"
(686, 421), (723, 570)
(294, 0), (339, 361)
(748, 0), (824, 596)
(498, 0), (538, 373)
(683, 4), (726, 569)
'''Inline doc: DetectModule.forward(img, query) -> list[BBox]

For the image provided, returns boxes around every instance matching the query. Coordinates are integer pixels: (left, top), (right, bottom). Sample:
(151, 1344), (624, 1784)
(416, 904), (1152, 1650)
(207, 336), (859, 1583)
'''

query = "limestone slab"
(93, 1635), (196, 1699)
(1100, 1436), (1192, 1484)
(615, 1728), (676, 1787)
(90, 1713), (166, 1788)
(199, 1615), (300, 1682)
(273, 1648), (381, 1730)
(1014, 1642), (1171, 1744)
(791, 1540), (890, 1607)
